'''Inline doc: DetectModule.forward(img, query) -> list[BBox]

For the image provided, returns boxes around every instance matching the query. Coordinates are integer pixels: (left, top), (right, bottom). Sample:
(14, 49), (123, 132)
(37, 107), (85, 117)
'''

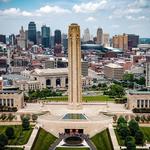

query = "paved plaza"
(17, 102), (133, 137)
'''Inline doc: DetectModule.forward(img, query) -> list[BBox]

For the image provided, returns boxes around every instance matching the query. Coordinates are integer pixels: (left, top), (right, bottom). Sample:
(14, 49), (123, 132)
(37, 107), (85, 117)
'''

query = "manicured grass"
(83, 95), (113, 102)
(47, 95), (113, 102)
(91, 129), (113, 150)
(0, 125), (33, 145)
(55, 148), (90, 150)
(31, 128), (57, 150)
(140, 127), (150, 142)
(114, 129), (124, 146)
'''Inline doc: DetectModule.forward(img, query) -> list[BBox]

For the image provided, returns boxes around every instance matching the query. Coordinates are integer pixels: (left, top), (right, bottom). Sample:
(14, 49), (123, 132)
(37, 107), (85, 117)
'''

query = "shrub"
(135, 130), (145, 145)
(5, 127), (15, 139)
(0, 134), (8, 150)
(22, 117), (30, 130)
(135, 115), (140, 122)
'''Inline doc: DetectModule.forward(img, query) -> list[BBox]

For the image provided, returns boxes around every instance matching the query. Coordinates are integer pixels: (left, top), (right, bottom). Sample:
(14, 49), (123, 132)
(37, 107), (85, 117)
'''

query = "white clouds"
(21, 11), (33, 17)
(86, 16), (96, 22)
(111, 24), (120, 28)
(0, 5), (70, 18)
(126, 15), (149, 21)
(1, 8), (20, 15)
(0, 8), (34, 17)
(73, 0), (108, 13)
(37, 5), (70, 14)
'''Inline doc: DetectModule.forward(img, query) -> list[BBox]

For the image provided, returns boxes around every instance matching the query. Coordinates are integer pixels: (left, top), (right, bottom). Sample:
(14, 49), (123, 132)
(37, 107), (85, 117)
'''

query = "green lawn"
(47, 95), (113, 102)
(31, 128), (57, 150)
(0, 125), (33, 145)
(55, 148), (90, 150)
(140, 127), (150, 142)
(91, 129), (113, 150)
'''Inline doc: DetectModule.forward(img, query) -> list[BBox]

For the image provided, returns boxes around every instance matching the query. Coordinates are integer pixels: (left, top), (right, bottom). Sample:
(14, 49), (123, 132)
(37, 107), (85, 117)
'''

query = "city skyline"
(0, 0), (150, 37)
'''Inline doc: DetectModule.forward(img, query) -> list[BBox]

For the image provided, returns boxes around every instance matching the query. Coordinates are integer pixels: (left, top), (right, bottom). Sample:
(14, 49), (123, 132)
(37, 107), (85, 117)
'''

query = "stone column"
(61, 77), (66, 88)
(51, 77), (56, 89)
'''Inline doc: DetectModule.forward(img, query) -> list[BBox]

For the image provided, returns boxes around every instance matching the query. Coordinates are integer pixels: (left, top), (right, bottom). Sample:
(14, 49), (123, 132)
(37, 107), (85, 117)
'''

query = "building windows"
(145, 100), (148, 108)
(141, 100), (144, 108)
(11, 99), (14, 107)
(3, 99), (6, 106)
(7, 99), (10, 107)
(137, 100), (140, 108)
(0, 99), (2, 106)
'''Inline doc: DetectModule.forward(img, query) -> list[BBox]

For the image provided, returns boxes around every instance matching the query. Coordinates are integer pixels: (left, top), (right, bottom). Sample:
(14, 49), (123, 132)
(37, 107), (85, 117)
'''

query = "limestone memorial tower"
(68, 23), (82, 109)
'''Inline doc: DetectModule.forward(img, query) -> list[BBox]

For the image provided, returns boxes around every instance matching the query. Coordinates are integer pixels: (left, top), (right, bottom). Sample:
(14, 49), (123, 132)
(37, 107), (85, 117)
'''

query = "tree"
(117, 116), (127, 126)
(123, 73), (134, 82)
(5, 127), (14, 139)
(125, 136), (134, 147)
(118, 123), (129, 139)
(0, 134), (8, 150)
(128, 119), (139, 136)
(136, 77), (145, 85)
(108, 84), (125, 98)
(135, 130), (145, 145)
(22, 117), (30, 130)
(126, 140), (136, 150)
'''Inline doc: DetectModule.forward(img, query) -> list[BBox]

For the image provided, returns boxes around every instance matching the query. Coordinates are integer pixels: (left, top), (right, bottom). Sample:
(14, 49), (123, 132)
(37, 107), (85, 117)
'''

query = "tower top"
(70, 23), (78, 26)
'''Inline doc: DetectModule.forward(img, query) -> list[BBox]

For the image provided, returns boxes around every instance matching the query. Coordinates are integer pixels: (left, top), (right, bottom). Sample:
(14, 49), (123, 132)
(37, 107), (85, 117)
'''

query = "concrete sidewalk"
(24, 124), (40, 150)
(108, 124), (120, 150)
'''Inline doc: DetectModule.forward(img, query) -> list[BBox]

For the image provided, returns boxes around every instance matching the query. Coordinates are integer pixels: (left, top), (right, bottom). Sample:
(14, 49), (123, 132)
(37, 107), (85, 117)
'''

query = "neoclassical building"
(127, 90), (150, 109)
(20, 68), (93, 92)
(21, 68), (68, 90)
(0, 90), (24, 109)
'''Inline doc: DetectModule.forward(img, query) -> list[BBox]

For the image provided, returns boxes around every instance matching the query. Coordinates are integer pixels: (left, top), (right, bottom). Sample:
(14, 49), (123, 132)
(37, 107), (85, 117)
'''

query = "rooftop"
(129, 90), (150, 95)
(33, 68), (68, 75)
(105, 63), (123, 69)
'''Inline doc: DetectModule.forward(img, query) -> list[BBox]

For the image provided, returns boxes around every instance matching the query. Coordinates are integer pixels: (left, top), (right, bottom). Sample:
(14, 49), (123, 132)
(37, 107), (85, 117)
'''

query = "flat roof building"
(104, 63), (124, 80)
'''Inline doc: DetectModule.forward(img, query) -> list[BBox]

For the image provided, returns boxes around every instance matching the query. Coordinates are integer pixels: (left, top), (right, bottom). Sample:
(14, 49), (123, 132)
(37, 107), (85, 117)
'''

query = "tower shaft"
(68, 23), (82, 109)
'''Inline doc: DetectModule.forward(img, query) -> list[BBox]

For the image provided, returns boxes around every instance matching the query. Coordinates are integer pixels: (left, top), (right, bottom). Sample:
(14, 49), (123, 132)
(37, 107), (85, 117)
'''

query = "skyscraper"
(112, 34), (139, 52)
(96, 27), (103, 44)
(28, 22), (36, 44)
(41, 25), (50, 48)
(54, 30), (61, 45)
(17, 26), (26, 49)
(9, 34), (16, 45)
(36, 31), (41, 45)
(62, 33), (68, 51)
(68, 23), (82, 109)
(0, 34), (6, 44)
(103, 33), (110, 47)
(83, 28), (90, 42)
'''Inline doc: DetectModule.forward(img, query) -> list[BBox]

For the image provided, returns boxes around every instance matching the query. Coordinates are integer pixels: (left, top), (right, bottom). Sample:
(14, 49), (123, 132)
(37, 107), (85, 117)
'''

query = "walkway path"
(5, 124), (40, 150)
(6, 124), (40, 150)
(108, 124), (120, 150)
(83, 135), (97, 150)
(24, 124), (40, 150)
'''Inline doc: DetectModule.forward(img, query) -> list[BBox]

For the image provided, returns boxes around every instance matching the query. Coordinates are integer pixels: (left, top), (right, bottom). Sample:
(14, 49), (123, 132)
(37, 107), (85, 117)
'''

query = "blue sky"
(0, 0), (150, 37)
